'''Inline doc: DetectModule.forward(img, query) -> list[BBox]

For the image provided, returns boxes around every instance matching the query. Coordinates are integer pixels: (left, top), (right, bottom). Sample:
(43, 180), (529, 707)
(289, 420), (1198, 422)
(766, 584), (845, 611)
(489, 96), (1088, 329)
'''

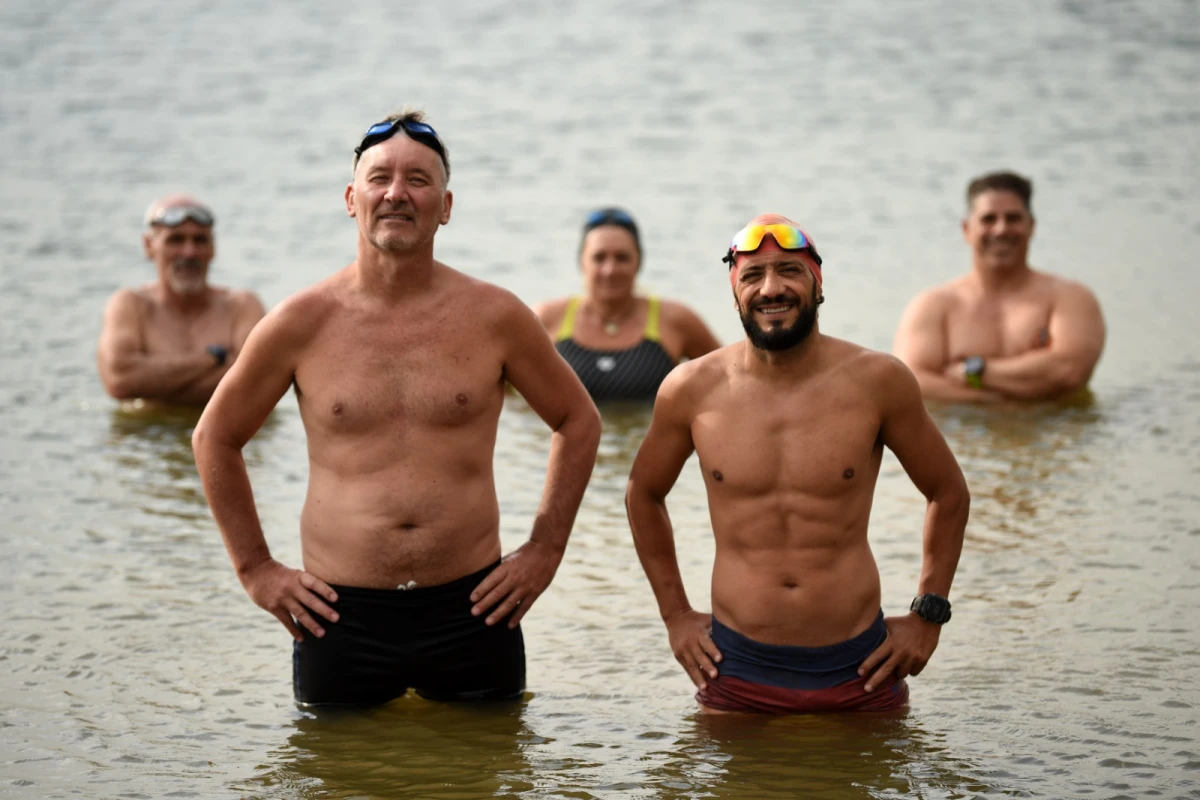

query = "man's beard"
(167, 260), (207, 295)
(738, 290), (819, 352)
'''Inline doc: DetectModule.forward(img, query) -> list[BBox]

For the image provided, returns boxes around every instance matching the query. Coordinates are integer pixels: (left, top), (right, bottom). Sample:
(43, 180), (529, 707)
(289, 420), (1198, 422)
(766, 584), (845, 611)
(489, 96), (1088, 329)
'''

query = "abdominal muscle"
(298, 461), (502, 590)
(711, 528), (882, 648)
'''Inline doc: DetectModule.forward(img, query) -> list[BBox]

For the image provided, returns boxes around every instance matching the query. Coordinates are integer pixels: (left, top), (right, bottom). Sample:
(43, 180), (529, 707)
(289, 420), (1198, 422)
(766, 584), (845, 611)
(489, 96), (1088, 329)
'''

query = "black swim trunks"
(293, 561), (525, 706)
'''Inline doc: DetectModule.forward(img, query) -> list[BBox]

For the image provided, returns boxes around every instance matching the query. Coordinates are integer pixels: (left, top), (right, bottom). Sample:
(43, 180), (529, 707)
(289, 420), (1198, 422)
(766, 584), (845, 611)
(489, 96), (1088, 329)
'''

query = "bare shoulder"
(658, 344), (736, 407)
(900, 280), (961, 319)
(828, 337), (920, 394)
(657, 298), (704, 326)
(530, 296), (572, 331)
(444, 270), (536, 324)
(1043, 272), (1102, 306)
(228, 287), (267, 315)
(206, 285), (266, 316)
(104, 286), (148, 315)
(254, 274), (343, 341)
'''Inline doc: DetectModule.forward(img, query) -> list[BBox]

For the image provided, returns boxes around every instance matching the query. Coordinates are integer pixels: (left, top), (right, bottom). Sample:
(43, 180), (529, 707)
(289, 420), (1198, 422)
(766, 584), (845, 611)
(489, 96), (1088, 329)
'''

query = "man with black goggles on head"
(96, 194), (266, 407)
(194, 109), (601, 707)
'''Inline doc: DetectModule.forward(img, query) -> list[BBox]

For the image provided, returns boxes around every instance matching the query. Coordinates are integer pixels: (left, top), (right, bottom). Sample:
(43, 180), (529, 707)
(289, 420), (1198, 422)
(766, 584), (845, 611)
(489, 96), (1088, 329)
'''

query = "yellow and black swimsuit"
(554, 296), (678, 403)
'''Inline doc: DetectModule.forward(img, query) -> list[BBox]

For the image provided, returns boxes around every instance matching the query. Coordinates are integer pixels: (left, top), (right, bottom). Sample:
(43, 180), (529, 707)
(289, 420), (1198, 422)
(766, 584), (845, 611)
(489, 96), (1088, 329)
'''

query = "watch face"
(914, 594), (951, 623)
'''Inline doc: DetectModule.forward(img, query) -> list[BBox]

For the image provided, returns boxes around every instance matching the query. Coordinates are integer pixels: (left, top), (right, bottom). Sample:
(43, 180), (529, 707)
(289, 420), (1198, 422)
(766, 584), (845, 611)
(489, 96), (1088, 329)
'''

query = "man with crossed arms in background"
(894, 171), (1105, 403)
(97, 195), (265, 406)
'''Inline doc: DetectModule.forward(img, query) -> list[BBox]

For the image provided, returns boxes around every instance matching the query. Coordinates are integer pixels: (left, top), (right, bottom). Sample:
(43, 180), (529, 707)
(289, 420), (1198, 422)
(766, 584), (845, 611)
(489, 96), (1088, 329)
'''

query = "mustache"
(171, 258), (205, 270)
(749, 293), (801, 310)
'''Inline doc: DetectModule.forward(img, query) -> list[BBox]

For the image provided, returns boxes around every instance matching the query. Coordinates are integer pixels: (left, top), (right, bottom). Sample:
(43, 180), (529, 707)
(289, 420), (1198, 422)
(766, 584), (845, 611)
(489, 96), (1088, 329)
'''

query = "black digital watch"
(910, 594), (952, 624)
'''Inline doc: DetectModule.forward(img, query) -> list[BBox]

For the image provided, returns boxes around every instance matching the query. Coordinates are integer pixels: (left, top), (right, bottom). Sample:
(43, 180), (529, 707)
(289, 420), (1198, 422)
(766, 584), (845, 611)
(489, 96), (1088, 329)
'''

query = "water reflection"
(649, 710), (986, 799)
(105, 404), (283, 518)
(248, 697), (535, 799)
(932, 397), (1105, 552)
(592, 403), (655, 488)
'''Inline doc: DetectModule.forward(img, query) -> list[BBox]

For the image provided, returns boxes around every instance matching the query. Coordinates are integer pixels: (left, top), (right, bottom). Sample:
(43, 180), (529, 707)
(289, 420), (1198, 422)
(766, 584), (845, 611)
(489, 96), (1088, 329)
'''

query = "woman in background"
(534, 208), (720, 403)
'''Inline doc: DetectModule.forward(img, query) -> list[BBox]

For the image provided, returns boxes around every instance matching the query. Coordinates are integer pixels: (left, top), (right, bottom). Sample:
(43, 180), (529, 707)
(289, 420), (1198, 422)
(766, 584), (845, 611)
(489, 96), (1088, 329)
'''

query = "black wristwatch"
(206, 344), (229, 366)
(910, 594), (952, 624)
(963, 355), (986, 389)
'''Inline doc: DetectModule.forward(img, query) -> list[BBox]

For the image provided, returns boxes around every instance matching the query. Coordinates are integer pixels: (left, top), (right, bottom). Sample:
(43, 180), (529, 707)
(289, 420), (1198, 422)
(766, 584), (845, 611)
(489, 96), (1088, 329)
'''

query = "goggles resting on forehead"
(722, 223), (822, 267)
(146, 205), (215, 228)
(585, 208), (636, 229)
(354, 118), (449, 177)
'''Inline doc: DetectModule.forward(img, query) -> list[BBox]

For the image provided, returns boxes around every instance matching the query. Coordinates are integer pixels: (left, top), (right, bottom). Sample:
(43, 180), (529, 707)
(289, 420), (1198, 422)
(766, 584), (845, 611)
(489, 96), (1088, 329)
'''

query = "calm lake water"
(2, 1), (1199, 798)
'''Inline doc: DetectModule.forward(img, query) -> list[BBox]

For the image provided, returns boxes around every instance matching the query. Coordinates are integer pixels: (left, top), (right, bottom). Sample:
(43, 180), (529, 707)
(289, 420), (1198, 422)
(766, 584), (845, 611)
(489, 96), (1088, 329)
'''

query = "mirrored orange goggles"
(722, 224), (822, 267)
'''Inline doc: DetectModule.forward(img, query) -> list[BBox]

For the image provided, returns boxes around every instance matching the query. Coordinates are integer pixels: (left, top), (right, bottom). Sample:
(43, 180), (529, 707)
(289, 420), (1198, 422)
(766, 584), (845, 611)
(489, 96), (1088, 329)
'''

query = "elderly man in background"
(96, 194), (266, 407)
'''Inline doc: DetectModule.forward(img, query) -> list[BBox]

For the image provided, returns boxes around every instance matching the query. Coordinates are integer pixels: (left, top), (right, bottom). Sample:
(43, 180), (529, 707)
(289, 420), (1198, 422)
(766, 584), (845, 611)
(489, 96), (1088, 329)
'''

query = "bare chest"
(296, 318), (505, 434)
(946, 295), (1053, 360)
(141, 301), (234, 354)
(692, 383), (883, 498)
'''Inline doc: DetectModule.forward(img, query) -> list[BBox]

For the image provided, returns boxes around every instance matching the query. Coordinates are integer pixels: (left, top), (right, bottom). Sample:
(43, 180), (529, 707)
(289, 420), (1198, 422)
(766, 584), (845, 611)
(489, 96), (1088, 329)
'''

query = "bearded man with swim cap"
(626, 214), (970, 713)
(193, 110), (601, 706)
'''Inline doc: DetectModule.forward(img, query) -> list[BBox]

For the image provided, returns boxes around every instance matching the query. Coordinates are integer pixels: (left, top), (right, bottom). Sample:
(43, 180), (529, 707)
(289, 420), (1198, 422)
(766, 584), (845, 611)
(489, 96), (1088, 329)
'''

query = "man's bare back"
(627, 217), (969, 714)
(97, 196), (265, 407)
(894, 173), (1105, 403)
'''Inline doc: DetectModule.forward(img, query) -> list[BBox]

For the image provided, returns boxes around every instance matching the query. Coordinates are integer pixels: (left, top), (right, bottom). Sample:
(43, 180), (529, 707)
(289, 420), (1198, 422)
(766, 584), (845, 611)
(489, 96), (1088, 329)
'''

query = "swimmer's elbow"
(104, 376), (136, 400)
(101, 367), (142, 400)
(1053, 359), (1094, 395)
(191, 416), (235, 462)
(934, 471), (970, 522)
(190, 420), (211, 460)
(563, 400), (602, 445)
(625, 475), (668, 512)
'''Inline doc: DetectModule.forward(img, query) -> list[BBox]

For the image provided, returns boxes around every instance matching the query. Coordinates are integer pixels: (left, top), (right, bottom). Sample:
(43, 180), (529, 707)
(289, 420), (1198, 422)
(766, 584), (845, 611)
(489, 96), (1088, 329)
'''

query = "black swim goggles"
(145, 204), (215, 228)
(582, 207), (641, 247)
(584, 208), (636, 229)
(353, 118), (449, 177)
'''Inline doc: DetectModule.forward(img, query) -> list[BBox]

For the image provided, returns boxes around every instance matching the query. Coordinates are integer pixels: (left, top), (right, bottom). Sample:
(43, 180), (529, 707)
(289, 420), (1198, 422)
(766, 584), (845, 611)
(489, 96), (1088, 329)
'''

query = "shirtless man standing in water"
(893, 171), (1106, 403)
(97, 195), (265, 406)
(193, 110), (601, 706)
(626, 215), (970, 713)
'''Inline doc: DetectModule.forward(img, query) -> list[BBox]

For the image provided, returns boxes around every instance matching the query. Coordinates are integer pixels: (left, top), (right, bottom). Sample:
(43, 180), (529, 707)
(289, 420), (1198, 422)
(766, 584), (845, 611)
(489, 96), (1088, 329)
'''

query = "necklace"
(596, 300), (637, 336)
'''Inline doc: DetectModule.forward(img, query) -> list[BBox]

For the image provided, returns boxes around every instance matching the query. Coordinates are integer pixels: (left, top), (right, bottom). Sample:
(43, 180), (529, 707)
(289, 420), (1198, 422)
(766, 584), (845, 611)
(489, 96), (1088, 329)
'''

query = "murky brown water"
(3, 1), (1199, 797)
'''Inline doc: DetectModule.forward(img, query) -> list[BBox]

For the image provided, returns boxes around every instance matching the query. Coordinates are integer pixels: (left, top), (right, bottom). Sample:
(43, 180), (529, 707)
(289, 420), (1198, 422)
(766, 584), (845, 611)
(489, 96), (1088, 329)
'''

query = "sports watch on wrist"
(206, 344), (229, 367)
(963, 355), (986, 389)
(910, 593), (952, 624)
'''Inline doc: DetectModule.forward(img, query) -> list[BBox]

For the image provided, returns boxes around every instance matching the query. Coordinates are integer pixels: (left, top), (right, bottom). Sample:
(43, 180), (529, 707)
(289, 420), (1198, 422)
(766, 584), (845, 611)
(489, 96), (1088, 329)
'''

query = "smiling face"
(962, 189), (1035, 271)
(579, 225), (640, 303)
(731, 236), (822, 351)
(143, 219), (214, 296)
(345, 133), (452, 254)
